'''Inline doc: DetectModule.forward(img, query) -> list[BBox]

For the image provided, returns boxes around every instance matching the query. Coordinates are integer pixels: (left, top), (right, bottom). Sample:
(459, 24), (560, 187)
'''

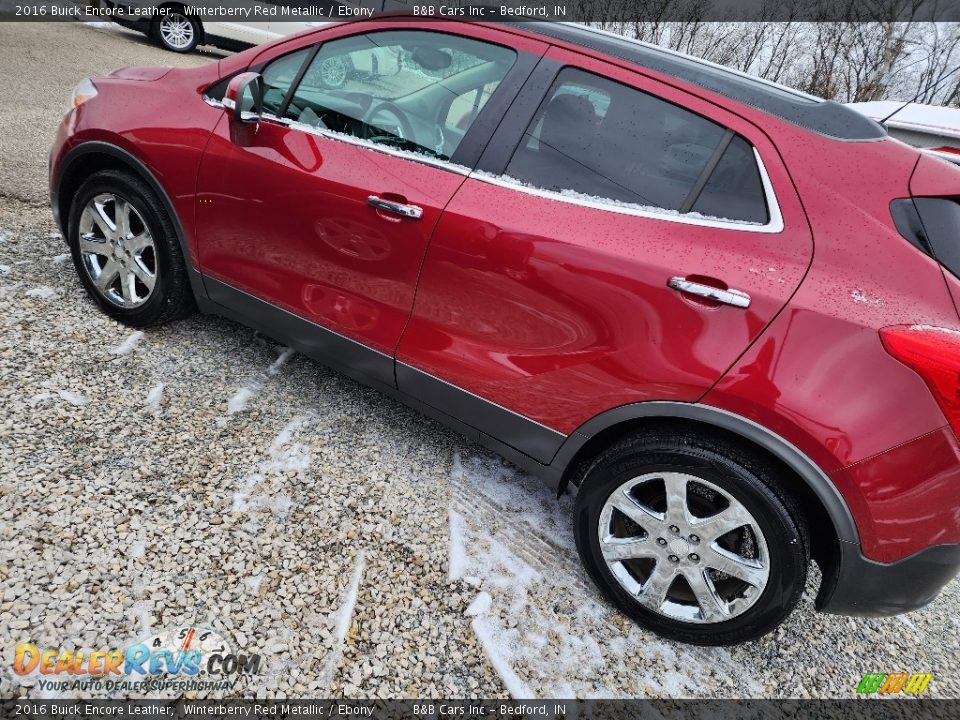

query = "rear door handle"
(367, 195), (423, 220)
(668, 276), (751, 308)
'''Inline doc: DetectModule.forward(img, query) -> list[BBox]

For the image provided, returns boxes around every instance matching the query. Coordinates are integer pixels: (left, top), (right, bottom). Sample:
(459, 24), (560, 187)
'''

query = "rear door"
(395, 46), (814, 462)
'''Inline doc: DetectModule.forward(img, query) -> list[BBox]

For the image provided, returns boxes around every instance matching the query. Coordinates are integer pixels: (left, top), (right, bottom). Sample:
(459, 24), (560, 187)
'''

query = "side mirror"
(223, 72), (263, 123)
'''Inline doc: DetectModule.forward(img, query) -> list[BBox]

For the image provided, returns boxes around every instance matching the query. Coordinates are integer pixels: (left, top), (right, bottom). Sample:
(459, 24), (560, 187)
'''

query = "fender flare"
(54, 140), (210, 304)
(550, 400), (860, 545)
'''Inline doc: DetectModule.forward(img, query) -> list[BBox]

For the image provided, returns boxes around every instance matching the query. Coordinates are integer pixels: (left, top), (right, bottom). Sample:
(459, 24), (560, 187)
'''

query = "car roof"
(511, 22), (887, 141)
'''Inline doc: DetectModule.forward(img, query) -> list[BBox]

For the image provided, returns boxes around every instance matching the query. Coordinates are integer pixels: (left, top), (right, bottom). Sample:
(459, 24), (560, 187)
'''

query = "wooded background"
(588, 1), (960, 105)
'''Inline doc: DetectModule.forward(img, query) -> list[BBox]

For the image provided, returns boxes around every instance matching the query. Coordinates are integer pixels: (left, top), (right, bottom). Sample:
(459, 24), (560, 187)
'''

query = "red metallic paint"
(396, 46), (814, 435)
(832, 427), (960, 562)
(704, 137), (960, 560)
(195, 115), (470, 354)
(48, 20), (960, 569)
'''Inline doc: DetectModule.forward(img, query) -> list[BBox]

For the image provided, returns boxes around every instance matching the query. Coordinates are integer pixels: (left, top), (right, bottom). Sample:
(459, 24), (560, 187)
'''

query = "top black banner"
(1, 0), (959, 22)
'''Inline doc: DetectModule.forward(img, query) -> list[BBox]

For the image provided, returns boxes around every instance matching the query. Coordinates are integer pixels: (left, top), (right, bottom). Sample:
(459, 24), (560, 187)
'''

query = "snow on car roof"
(848, 101), (960, 141)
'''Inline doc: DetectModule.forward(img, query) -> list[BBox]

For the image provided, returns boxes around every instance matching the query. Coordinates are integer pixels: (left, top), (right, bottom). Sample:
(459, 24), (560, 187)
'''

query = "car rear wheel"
(573, 427), (809, 645)
(68, 170), (194, 327)
(153, 9), (200, 53)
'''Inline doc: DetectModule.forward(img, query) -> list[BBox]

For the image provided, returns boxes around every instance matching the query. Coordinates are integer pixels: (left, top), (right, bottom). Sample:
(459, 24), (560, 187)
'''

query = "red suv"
(50, 19), (960, 644)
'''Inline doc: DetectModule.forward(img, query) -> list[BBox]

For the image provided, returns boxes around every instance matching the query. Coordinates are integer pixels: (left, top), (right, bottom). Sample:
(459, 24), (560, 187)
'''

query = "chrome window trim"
(468, 147), (784, 233)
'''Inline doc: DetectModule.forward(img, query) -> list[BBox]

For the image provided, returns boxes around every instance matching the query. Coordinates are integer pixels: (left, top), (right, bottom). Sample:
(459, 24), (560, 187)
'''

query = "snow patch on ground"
(222, 343), (297, 420)
(267, 347), (296, 376)
(471, 615), (534, 699)
(245, 573), (266, 595)
(465, 591), (492, 617)
(896, 614), (917, 630)
(232, 416), (313, 523)
(0, 264), (9, 274)
(317, 550), (367, 691)
(145, 383), (164, 414)
(52, 253), (70, 265)
(25, 286), (60, 300)
(31, 382), (88, 407)
(111, 330), (144, 356)
(447, 510), (468, 581)
(131, 602), (154, 638)
(227, 387), (256, 414)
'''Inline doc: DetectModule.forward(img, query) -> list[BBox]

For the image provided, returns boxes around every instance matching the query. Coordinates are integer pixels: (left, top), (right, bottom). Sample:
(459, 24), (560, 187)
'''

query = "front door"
(195, 26), (540, 383)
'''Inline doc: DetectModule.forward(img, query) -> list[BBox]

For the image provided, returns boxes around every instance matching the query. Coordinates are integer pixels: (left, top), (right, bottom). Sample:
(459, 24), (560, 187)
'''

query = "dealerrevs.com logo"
(856, 672), (933, 695)
(12, 626), (262, 692)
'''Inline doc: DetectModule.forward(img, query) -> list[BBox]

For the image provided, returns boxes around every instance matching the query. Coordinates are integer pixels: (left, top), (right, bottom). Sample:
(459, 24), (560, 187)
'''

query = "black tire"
(68, 169), (195, 327)
(151, 8), (201, 53)
(573, 427), (809, 645)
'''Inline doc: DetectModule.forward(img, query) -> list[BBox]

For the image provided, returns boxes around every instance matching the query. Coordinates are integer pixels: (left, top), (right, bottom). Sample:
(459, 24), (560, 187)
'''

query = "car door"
(195, 25), (546, 386)
(206, 23), (272, 46)
(395, 46), (814, 463)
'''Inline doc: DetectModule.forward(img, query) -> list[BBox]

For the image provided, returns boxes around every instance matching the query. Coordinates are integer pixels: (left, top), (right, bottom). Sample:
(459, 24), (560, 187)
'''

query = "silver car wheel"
(598, 471), (770, 624)
(78, 193), (157, 309)
(318, 57), (349, 88)
(159, 13), (194, 50)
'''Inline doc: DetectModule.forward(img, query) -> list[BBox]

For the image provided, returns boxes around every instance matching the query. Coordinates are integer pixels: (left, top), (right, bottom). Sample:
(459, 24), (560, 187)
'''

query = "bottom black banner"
(0, 700), (955, 720)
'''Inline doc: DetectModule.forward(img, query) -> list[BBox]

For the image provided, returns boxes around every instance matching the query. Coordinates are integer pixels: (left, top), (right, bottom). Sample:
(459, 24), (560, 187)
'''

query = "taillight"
(880, 325), (960, 438)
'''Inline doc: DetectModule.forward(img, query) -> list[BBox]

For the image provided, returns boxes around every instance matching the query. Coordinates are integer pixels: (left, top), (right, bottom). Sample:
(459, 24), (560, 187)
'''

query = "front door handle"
(668, 276), (751, 308)
(367, 195), (423, 220)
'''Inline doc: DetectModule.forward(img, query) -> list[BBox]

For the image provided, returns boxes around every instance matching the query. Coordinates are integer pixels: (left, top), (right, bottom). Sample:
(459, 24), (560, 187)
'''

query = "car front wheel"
(68, 169), (194, 327)
(153, 9), (201, 53)
(573, 427), (809, 645)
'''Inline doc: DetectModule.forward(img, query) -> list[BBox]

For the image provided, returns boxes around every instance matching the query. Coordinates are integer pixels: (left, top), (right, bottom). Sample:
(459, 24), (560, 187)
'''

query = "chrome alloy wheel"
(318, 57), (349, 88)
(78, 194), (157, 309)
(159, 13), (194, 50)
(598, 471), (770, 624)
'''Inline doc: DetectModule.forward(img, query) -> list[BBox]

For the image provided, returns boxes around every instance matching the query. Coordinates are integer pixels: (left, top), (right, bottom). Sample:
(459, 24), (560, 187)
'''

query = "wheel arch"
(54, 141), (209, 304)
(551, 401), (859, 606)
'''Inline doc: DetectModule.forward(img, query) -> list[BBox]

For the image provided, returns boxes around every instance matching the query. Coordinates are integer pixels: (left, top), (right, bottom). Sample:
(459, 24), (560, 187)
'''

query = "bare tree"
(591, 0), (960, 108)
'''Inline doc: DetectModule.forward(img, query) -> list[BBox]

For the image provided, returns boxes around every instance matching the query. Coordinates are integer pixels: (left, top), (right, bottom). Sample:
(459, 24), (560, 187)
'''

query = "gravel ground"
(0, 21), (958, 700)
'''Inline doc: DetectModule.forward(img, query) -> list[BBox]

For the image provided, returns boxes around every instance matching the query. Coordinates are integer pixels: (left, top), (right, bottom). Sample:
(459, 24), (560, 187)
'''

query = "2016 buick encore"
(50, 19), (960, 644)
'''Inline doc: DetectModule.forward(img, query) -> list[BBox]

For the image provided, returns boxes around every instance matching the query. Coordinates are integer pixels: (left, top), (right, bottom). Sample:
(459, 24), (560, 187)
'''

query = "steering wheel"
(363, 102), (417, 148)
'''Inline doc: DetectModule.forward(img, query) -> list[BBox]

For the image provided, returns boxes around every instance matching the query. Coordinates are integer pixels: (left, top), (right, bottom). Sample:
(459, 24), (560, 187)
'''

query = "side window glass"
(261, 48), (311, 116)
(691, 135), (768, 223)
(504, 67), (769, 224)
(283, 31), (516, 161)
(444, 81), (502, 136)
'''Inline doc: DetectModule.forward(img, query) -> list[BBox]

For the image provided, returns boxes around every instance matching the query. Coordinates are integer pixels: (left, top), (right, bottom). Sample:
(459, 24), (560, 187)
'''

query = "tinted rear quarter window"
(691, 135), (768, 223)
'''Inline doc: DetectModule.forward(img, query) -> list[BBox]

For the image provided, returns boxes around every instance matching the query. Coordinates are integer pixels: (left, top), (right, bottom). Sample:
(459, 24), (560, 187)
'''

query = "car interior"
(277, 34), (515, 161)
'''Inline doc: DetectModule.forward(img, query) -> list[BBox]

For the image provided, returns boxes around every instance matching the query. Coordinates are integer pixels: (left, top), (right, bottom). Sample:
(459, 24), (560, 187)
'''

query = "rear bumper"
(819, 542), (960, 616)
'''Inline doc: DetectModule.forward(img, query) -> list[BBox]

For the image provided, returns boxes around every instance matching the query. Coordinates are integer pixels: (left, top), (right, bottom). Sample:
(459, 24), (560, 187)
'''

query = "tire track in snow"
(448, 451), (761, 698)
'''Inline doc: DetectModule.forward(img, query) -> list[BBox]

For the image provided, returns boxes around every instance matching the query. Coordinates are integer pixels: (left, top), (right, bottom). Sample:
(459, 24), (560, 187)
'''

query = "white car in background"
(96, 0), (405, 53)
(849, 100), (960, 165)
